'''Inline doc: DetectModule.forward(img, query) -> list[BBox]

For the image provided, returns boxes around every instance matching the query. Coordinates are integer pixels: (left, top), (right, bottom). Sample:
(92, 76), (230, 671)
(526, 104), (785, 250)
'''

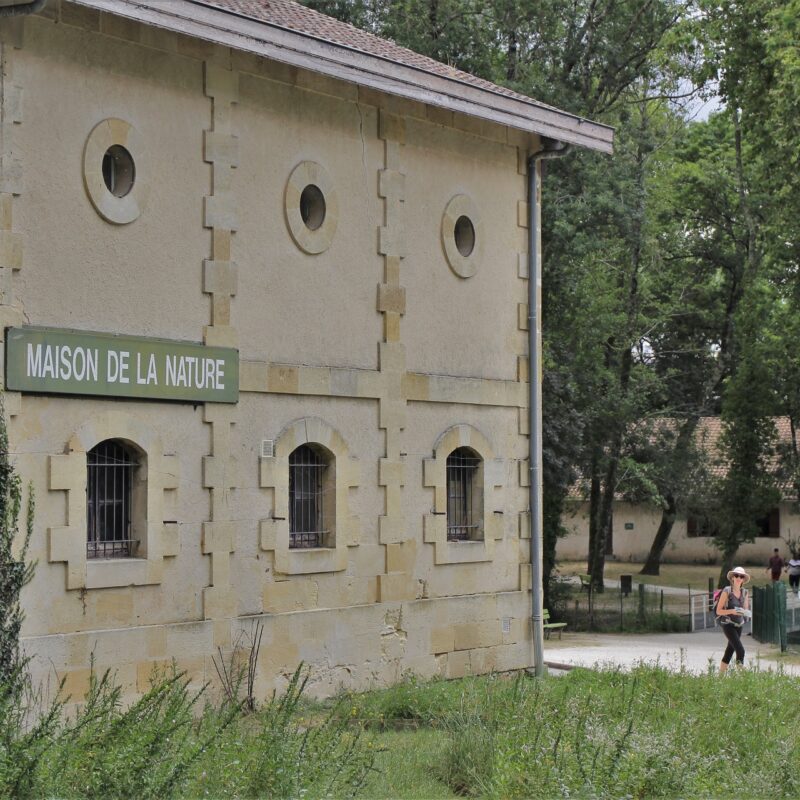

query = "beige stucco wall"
(18, 15), (210, 342)
(234, 69), (384, 371)
(403, 120), (523, 381)
(559, 500), (800, 565)
(2, 2), (541, 707)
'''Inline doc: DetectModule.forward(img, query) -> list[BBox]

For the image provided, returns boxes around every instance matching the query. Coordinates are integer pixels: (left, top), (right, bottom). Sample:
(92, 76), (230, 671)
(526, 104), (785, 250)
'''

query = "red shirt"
(769, 555), (784, 575)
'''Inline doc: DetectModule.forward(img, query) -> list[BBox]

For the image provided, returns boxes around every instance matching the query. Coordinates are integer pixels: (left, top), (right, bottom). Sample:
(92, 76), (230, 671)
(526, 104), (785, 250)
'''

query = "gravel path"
(543, 630), (800, 675)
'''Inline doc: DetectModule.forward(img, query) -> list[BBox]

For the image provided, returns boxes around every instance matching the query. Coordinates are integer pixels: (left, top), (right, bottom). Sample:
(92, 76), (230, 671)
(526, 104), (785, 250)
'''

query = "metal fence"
(559, 582), (689, 632)
(750, 582), (800, 650)
(689, 591), (754, 636)
(689, 592), (716, 632)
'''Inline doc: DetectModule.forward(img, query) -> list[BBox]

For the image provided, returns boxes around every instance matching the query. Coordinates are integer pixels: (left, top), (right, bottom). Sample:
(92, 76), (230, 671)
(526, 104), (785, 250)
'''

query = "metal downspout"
(527, 141), (570, 678)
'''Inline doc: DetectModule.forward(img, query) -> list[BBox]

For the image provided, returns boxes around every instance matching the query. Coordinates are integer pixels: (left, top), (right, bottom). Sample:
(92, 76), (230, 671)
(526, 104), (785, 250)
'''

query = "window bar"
(317, 456), (323, 546)
(289, 445), (328, 549)
(447, 449), (479, 541)
(103, 444), (109, 548)
(87, 441), (137, 559)
(121, 442), (128, 555)
(113, 442), (118, 551)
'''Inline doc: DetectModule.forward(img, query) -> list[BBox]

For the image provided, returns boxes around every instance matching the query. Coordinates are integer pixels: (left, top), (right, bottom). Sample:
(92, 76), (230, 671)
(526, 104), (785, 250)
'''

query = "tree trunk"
(593, 439), (622, 592)
(640, 493), (676, 576)
(542, 486), (566, 611)
(640, 415), (701, 574)
(587, 449), (604, 589)
(718, 547), (739, 589)
(506, 28), (518, 81)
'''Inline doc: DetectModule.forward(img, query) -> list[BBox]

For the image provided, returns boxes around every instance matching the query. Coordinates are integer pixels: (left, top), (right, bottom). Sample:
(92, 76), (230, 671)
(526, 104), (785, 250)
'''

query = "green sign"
(5, 327), (238, 404)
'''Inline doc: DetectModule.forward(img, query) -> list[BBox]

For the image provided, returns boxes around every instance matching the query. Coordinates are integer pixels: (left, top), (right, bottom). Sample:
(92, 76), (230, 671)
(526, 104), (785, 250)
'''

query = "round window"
(454, 215), (475, 257)
(285, 162), (338, 254)
(83, 119), (148, 225)
(102, 145), (136, 198)
(442, 195), (482, 278)
(300, 184), (326, 231)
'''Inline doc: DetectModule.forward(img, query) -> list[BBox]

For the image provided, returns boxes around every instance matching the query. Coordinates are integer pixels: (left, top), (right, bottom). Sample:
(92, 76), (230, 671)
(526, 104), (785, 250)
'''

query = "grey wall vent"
(261, 439), (275, 459)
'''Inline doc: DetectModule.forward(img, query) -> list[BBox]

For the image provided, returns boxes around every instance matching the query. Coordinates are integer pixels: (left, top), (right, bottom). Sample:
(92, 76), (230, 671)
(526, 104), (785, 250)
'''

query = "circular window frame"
(285, 161), (339, 254)
(83, 118), (148, 225)
(441, 194), (482, 278)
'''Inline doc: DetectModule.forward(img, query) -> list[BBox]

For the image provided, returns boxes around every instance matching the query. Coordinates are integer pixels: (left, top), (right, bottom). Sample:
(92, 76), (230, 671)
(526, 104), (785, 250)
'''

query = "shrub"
(36, 666), (234, 799)
(0, 399), (35, 693)
(349, 666), (800, 799)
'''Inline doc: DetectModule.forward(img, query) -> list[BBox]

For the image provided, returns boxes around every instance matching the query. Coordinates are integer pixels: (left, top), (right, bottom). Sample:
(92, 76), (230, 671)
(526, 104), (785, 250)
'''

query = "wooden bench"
(578, 574), (591, 592)
(543, 609), (567, 640)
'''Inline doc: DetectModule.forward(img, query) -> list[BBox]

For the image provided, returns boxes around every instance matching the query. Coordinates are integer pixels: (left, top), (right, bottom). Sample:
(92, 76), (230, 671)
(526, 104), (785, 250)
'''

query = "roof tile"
(199, 0), (560, 111)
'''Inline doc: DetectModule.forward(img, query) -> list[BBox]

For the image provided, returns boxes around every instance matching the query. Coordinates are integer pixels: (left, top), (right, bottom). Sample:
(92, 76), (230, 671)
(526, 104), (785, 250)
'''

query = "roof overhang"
(68, 0), (614, 153)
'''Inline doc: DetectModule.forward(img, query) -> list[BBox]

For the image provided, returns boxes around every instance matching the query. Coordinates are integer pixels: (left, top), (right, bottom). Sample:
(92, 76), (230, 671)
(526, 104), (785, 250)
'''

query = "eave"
(68, 0), (614, 154)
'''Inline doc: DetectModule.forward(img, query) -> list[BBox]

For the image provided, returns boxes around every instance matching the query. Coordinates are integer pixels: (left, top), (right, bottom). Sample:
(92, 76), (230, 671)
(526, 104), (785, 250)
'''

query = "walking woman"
(716, 566), (751, 674)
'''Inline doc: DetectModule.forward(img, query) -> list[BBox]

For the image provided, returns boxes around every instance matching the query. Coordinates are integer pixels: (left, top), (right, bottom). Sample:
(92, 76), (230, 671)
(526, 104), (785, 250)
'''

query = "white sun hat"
(726, 566), (751, 584)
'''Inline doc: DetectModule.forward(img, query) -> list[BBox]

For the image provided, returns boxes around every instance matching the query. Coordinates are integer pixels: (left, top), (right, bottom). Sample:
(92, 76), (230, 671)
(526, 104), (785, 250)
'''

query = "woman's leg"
(720, 626), (734, 673)
(722, 624), (745, 665)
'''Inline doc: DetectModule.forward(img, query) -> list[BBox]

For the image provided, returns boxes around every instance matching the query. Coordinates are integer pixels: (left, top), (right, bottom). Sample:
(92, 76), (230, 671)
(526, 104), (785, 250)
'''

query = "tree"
(635, 111), (761, 573)
(713, 297), (781, 584)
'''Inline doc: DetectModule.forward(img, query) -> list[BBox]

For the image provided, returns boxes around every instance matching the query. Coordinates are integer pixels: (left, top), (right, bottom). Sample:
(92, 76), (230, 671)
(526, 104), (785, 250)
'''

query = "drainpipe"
(0, 0), (47, 18)
(527, 139), (571, 678)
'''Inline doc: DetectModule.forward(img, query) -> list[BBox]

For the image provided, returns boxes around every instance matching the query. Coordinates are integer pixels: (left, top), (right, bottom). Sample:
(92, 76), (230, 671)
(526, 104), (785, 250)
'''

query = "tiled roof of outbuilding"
(568, 417), (798, 501)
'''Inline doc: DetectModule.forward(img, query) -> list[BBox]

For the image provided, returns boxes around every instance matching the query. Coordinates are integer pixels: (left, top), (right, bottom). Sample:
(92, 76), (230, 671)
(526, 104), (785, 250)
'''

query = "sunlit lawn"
(559, 560), (777, 591)
(360, 729), (456, 799)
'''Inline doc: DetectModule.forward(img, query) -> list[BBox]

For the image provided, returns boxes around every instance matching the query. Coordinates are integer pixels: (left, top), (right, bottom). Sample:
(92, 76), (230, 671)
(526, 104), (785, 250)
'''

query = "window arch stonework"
(260, 418), (360, 575)
(47, 411), (179, 590)
(423, 425), (504, 565)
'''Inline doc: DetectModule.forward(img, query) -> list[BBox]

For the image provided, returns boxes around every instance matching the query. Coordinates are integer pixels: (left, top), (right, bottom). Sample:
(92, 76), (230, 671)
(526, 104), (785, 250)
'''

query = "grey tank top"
(720, 586), (747, 627)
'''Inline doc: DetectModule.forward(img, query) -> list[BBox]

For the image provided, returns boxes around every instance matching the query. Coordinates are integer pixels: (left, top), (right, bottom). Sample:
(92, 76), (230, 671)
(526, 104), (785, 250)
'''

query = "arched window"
(289, 444), (334, 549)
(446, 447), (483, 541)
(87, 439), (140, 559)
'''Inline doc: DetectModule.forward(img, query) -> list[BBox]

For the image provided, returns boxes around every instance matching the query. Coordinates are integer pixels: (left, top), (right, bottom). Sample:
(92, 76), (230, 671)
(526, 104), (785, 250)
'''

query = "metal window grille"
(289, 444), (328, 549)
(87, 440), (138, 559)
(447, 447), (481, 541)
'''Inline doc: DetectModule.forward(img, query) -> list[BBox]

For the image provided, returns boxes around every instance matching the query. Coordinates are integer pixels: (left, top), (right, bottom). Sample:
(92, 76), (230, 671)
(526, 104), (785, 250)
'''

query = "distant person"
(767, 548), (785, 582)
(716, 566), (751, 674)
(787, 555), (800, 597)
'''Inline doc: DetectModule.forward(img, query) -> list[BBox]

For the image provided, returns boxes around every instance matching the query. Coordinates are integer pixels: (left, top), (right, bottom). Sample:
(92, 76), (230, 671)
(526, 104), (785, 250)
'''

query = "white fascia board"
(69, 0), (614, 153)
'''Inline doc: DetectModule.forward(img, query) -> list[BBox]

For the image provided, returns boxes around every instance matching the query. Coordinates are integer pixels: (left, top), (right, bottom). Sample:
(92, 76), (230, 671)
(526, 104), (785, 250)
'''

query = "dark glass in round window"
(102, 145), (135, 198)
(300, 184), (326, 231)
(454, 215), (475, 257)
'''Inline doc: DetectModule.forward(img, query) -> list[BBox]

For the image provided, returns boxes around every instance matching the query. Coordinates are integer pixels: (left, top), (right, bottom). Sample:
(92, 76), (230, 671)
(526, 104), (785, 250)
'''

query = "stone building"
(558, 417), (799, 565)
(1, 0), (612, 704)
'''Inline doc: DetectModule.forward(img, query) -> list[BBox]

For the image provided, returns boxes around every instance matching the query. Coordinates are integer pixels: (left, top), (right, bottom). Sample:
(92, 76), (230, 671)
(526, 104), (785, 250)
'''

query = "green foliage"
(339, 673), (467, 729)
(351, 667), (800, 799)
(1, 664), (374, 799)
(235, 667), (374, 799)
(39, 667), (226, 800)
(438, 707), (495, 796)
(0, 677), (63, 799)
(0, 399), (35, 692)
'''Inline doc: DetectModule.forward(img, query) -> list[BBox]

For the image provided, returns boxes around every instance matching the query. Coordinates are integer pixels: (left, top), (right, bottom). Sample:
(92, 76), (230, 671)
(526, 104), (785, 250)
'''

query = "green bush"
(1, 663), (375, 799)
(438, 709), (494, 796)
(340, 673), (468, 729)
(35, 667), (233, 799)
(239, 668), (374, 799)
(349, 666), (800, 799)
(488, 668), (798, 798)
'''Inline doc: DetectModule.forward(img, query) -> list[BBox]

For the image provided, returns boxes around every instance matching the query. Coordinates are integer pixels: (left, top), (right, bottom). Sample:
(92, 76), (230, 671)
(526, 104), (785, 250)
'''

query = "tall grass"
(0, 664), (375, 799)
(351, 666), (800, 799)
(5, 660), (798, 798)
